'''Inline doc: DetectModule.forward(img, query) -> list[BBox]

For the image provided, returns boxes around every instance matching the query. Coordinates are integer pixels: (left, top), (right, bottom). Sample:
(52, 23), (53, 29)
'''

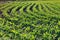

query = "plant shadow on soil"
(0, 10), (2, 14)
(0, 10), (4, 18)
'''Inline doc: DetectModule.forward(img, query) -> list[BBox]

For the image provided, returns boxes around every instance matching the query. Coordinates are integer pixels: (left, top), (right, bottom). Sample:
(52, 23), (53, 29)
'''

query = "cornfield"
(0, 1), (60, 40)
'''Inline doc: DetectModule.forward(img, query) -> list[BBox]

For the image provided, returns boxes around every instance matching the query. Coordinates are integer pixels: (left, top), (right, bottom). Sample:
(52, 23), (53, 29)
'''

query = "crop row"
(0, 1), (60, 40)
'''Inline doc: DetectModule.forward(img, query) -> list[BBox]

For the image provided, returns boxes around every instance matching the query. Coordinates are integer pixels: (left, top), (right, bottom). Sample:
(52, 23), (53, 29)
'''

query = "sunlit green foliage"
(0, 1), (60, 40)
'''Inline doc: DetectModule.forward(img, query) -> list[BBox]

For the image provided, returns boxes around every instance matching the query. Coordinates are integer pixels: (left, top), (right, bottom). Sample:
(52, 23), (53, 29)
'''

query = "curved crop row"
(0, 2), (60, 40)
